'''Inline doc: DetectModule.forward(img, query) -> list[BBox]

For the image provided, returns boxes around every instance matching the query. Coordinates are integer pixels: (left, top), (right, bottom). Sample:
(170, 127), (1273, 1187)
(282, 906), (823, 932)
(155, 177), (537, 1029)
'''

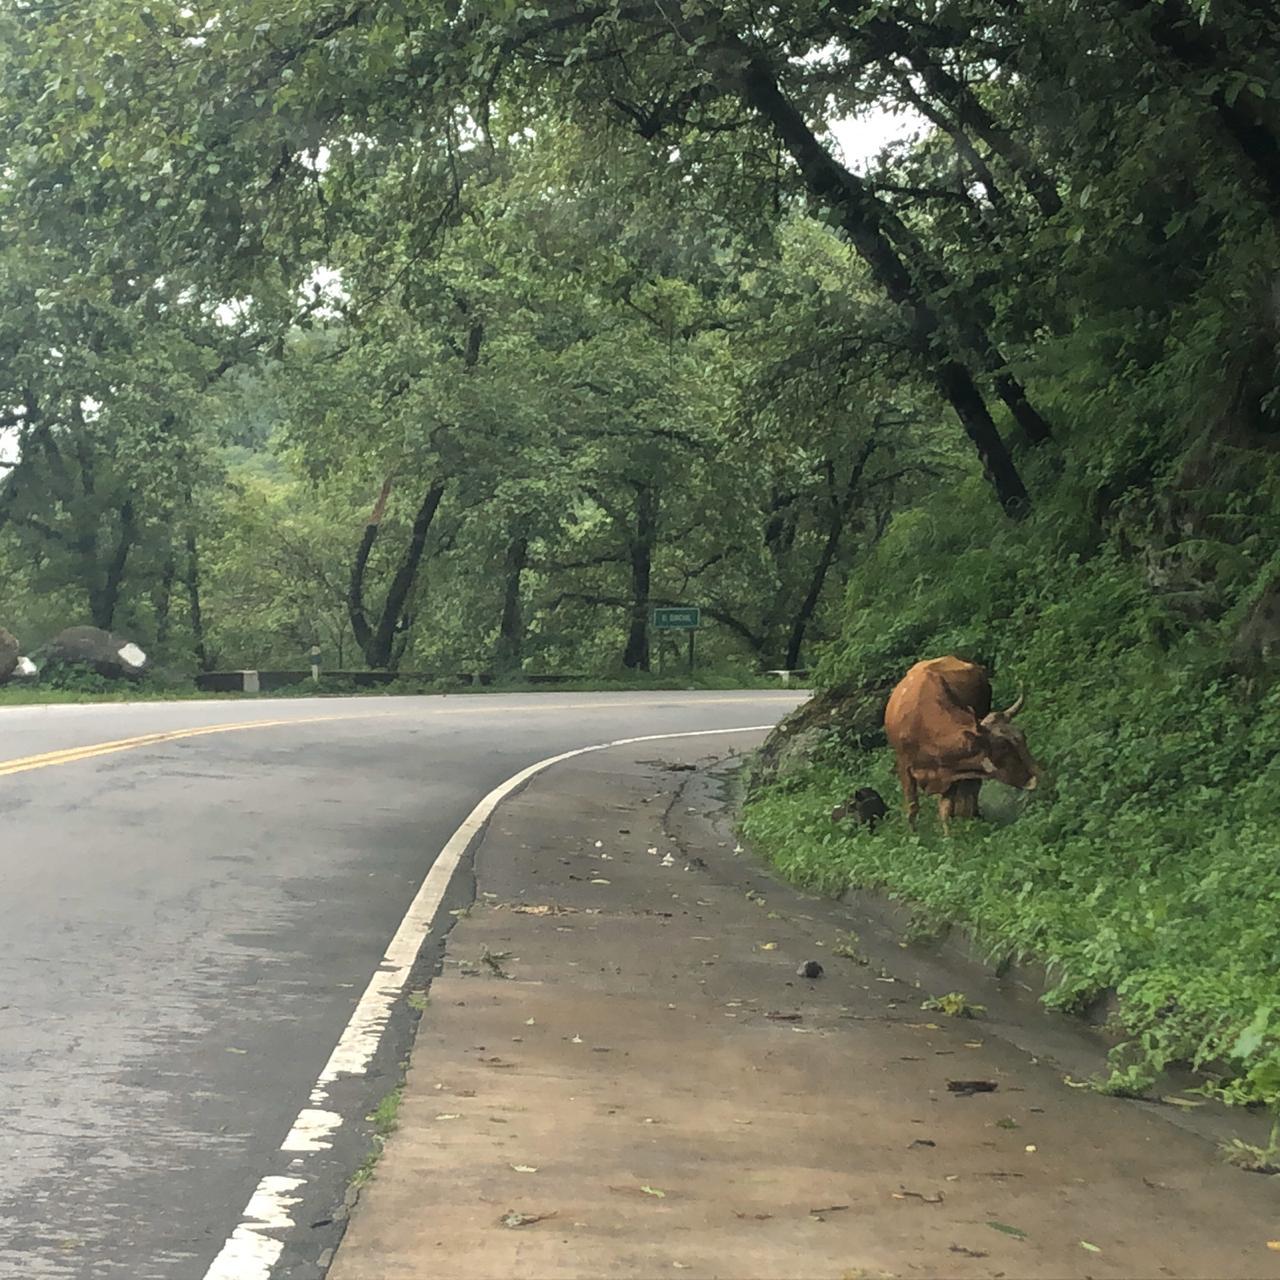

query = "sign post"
(652, 607), (702, 676)
(310, 645), (321, 684)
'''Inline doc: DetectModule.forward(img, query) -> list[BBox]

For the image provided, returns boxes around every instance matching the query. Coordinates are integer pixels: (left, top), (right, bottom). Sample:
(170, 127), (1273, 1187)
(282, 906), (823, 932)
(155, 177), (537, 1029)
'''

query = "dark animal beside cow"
(831, 787), (889, 831)
(884, 656), (1041, 833)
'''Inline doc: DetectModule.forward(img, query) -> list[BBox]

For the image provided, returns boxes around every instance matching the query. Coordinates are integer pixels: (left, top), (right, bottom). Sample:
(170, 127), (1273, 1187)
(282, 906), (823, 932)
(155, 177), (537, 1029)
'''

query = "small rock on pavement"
(797, 960), (824, 979)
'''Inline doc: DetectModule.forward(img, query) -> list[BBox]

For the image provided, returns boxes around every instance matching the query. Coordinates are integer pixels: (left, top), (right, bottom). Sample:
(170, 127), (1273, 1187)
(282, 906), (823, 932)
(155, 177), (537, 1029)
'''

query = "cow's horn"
(1001, 686), (1026, 718)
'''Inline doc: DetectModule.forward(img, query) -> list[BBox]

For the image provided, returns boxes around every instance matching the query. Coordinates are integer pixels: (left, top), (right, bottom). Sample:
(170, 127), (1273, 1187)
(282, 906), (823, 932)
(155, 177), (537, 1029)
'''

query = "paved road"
(0, 692), (801, 1279)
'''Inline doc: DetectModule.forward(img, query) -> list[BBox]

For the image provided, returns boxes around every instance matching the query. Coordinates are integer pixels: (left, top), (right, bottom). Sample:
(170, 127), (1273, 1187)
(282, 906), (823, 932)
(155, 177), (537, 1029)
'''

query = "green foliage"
(745, 472), (1280, 1103)
(922, 992), (985, 1019)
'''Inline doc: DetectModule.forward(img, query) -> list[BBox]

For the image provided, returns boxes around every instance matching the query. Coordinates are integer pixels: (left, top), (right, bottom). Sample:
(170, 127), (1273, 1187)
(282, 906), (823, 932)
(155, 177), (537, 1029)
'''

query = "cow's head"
(976, 690), (1041, 790)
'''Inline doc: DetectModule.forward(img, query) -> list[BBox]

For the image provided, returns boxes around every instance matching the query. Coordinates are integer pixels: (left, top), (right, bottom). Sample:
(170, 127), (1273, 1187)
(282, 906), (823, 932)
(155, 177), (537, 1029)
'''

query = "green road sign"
(653, 606), (701, 631)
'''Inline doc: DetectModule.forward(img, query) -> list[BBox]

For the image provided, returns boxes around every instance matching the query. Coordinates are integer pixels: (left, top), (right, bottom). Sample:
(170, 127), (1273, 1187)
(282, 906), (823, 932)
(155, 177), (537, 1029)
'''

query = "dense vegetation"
(1, 3), (1277, 1097)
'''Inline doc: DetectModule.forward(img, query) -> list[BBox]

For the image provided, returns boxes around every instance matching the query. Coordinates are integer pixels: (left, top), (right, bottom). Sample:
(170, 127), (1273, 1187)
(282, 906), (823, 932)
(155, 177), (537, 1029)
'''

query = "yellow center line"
(0, 714), (363, 778)
(0, 693), (794, 779)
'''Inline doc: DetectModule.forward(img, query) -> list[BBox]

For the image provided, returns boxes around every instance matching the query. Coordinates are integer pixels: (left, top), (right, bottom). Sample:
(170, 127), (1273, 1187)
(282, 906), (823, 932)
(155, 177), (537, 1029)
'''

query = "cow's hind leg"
(897, 759), (919, 831)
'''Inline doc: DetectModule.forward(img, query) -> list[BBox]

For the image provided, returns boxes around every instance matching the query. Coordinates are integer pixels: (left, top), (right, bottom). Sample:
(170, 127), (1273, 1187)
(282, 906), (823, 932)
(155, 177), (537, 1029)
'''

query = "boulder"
(749, 678), (892, 793)
(45, 626), (150, 680)
(0, 628), (17, 681)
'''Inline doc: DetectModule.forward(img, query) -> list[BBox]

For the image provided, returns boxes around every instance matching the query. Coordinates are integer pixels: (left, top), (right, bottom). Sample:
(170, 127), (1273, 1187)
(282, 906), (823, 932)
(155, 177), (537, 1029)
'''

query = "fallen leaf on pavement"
(435, 1113), (461, 1121)
(996, 1117), (1019, 1129)
(948, 1079), (999, 1095)
(1267, 1241), (1280, 1251)
(500, 1210), (556, 1228)
(1080, 1241), (1102, 1253)
(758, 942), (778, 951)
(590, 878), (611, 885)
(641, 1185), (666, 1198)
(1025, 1144), (1037, 1153)
(512, 1165), (538, 1174)
(987, 1220), (1027, 1239)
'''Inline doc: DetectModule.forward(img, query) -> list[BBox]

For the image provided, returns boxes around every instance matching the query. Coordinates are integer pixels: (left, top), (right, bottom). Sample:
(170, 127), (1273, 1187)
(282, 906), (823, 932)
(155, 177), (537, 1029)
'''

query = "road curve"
(0, 691), (802, 1280)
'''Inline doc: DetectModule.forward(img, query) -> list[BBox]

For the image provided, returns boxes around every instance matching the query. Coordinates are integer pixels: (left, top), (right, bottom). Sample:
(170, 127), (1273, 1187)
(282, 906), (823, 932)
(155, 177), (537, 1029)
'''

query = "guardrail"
(194, 671), (589, 693)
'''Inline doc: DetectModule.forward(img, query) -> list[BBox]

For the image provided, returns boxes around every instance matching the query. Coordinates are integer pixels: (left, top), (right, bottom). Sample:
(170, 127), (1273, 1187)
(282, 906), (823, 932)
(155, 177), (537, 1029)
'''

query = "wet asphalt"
(0, 691), (801, 1279)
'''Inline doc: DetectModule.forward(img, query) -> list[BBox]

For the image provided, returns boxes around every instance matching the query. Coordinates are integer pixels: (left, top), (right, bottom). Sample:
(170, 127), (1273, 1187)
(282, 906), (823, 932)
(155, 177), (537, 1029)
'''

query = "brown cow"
(884, 656), (1041, 833)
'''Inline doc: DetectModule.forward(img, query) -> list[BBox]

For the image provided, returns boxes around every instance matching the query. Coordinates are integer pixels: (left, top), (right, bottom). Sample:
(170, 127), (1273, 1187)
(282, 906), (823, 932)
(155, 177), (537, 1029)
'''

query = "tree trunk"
(155, 549), (176, 647)
(860, 15), (1064, 219)
(784, 522), (841, 670)
(371, 480), (446, 670)
(184, 527), (209, 672)
(936, 361), (1031, 512)
(731, 46), (1033, 515)
(349, 477), (447, 670)
(496, 531), (529, 673)
(89, 498), (137, 630)
(894, 75), (1011, 215)
(622, 482), (658, 671)
(784, 445), (879, 669)
(348, 474), (394, 665)
(872, 192), (1053, 446)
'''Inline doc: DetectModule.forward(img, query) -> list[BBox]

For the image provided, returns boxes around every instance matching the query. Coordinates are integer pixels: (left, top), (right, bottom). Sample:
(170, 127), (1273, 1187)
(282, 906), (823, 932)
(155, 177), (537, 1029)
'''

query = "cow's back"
(884, 656), (991, 753)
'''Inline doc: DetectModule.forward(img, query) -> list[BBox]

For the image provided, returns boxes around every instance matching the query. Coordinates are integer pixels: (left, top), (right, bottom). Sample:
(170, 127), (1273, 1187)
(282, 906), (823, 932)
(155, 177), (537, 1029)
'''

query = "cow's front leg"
(951, 779), (981, 820)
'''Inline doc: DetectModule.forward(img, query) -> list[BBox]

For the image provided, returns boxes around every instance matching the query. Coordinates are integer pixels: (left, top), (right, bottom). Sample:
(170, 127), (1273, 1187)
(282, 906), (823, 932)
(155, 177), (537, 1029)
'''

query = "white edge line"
(202, 723), (775, 1280)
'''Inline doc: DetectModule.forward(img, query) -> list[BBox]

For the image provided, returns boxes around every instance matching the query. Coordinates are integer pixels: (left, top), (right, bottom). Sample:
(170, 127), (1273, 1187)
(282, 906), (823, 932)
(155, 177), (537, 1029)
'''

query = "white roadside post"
(310, 645), (321, 685)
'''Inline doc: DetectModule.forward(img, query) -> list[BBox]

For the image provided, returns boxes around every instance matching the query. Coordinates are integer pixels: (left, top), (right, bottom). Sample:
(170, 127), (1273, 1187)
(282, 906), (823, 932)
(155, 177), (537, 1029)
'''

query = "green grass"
(743, 479), (1280, 1106)
(351, 1087), (404, 1190)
